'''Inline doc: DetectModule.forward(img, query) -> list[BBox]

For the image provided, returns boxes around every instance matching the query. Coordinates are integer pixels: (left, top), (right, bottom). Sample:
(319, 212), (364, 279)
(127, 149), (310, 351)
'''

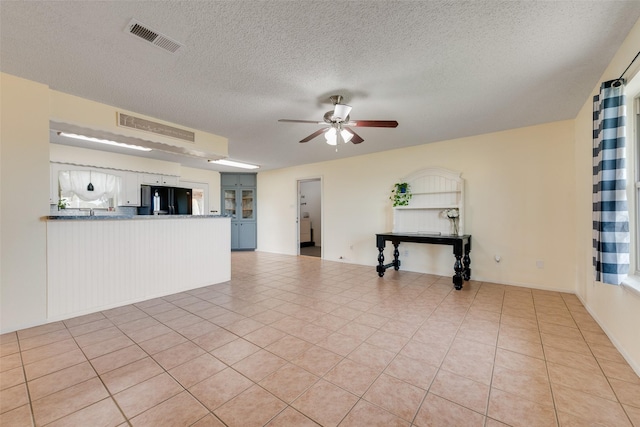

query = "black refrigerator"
(138, 185), (192, 215)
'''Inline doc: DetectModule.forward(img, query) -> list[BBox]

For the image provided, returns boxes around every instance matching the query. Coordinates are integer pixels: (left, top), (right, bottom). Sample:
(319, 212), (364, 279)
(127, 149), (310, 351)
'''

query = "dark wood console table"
(376, 233), (472, 290)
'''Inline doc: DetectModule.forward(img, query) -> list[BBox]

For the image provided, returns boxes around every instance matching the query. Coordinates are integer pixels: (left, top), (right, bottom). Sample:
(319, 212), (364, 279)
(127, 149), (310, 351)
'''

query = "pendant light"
(87, 171), (94, 192)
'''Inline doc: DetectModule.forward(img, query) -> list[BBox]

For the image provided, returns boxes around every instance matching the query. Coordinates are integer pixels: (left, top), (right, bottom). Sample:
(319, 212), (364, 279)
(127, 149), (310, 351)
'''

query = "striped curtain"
(592, 79), (629, 285)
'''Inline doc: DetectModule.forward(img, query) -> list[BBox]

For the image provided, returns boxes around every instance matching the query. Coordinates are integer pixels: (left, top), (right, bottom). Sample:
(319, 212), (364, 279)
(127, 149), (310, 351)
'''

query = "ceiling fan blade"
(347, 120), (398, 128)
(279, 119), (325, 124)
(344, 127), (364, 144)
(300, 128), (328, 143)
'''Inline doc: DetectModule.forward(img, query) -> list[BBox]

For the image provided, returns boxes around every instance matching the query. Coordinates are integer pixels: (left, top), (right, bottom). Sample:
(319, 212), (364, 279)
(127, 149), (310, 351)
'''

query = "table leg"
(453, 255), (463, 290)
(377, 246), (385, 277)
(393, 242), (400, 270)
(463, 249), (471, 281)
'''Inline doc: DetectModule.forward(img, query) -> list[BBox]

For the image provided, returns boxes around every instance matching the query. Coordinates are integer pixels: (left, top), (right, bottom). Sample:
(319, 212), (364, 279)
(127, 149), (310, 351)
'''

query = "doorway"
(178, 181), (208, 215)
(298, 178), (322, 257)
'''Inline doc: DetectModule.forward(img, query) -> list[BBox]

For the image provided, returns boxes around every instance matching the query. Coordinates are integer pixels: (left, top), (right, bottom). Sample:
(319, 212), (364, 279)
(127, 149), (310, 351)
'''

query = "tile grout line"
(483, 284), (507, 427)
(561, 294), (637, 427)
(6, 253), (638, 426)
(532, 291), (561, 427)
(14, 334), (37, 427)
(67, 318), (133, 427)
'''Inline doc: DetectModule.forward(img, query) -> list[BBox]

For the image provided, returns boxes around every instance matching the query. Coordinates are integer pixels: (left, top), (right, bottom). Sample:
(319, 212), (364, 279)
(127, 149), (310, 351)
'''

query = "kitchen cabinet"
(140, 173), (178, 186)
(222, 173), (257, 250)
(223, 187), (255, 220)
(118, 172), (140, 206)
(231, 222), (257, 250)
(221, 173), (256, 187)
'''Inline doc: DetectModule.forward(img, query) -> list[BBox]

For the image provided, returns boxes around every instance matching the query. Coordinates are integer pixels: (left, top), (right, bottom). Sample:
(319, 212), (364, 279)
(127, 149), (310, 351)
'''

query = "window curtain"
(592, 79), (629, 285)
(59, 170), (118, 202)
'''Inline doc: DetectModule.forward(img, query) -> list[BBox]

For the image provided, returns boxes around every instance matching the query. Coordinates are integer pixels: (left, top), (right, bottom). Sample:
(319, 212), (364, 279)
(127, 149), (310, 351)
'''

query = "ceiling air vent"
(125, 19), (183, 53)
(117, 113), (195, 142)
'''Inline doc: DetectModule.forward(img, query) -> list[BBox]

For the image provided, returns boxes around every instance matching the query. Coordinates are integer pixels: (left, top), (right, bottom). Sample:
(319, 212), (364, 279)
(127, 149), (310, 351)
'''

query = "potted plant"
(390, 182), (412, 207)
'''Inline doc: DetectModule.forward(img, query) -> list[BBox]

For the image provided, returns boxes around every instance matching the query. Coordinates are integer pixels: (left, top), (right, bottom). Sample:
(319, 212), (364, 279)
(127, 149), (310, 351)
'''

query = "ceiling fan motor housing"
(324, 110), (350, 124)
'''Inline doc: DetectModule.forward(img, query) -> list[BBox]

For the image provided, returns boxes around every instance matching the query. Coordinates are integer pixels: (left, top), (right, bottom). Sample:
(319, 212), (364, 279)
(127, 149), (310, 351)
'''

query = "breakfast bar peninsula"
(45, 215), (230, 321)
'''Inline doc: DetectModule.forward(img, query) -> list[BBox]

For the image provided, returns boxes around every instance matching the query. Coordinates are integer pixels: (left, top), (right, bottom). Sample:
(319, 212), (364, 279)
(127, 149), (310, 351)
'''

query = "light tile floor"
(1, 251), (639, 426)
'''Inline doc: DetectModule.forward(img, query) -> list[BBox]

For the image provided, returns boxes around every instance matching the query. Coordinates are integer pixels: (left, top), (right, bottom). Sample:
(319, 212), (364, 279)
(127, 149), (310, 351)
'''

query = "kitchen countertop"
(44, 214), (228, 221)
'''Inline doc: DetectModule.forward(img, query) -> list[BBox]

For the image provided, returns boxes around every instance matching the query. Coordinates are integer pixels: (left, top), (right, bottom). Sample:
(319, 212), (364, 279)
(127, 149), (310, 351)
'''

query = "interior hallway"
(300, 245), (321, 258)
(1, 251), (639, 426)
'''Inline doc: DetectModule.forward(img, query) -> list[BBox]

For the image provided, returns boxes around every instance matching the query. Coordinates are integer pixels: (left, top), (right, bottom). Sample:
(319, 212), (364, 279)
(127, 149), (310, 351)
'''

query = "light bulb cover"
(341, 129), (353, 143)
(324, 128), (338, 145)
(208, 159), (259, 169)
(333, 104), (352, 121)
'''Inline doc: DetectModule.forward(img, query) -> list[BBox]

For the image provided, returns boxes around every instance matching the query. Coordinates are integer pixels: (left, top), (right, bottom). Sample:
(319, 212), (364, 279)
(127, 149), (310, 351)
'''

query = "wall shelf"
(392, 168), (464, 236)
(394, 205), (459, 210)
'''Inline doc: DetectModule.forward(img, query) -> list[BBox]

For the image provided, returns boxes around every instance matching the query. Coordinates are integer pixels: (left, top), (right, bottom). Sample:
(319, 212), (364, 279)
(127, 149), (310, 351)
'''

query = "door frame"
(297, 177), (323, 257)
(178, 180), (209, 215)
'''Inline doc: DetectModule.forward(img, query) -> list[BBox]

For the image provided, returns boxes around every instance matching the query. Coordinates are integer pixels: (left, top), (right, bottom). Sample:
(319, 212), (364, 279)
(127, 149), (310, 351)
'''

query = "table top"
(376, 232), (471, 247)
(377, 232), (470, 238)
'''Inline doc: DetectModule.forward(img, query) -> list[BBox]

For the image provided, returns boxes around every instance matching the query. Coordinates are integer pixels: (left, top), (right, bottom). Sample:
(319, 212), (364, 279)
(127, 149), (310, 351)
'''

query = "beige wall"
(50, 90), (228, 159)
(1, 74), (50, 331)
(258, 120), (576, 292)
(573, 20), (640, 373)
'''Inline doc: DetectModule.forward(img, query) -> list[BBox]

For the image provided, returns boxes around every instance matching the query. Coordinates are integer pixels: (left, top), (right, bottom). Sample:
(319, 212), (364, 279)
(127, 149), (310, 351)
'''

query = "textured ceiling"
(2, 1), (640, 172)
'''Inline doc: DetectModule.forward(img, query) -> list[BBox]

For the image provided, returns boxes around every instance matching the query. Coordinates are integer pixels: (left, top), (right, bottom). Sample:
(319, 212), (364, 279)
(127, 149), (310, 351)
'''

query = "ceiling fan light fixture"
(324, 128), (352, 145)
(332, 104), (352, 121)
(324, 128), (338, 145)
(342, 129), (353, 143)
(281, 94), (397, 145)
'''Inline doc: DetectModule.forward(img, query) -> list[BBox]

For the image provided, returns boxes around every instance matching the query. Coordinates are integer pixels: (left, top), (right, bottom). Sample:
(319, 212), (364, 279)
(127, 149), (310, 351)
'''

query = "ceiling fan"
(279, 95), (398, 146)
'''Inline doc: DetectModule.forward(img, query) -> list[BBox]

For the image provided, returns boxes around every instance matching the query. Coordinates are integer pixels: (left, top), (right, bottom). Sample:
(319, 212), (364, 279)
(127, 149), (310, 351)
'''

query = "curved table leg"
(377, 247), (385, 277)
(393, 242), (400, 270)
(463, 250), (471, 281)
(453, 255), (463, 290)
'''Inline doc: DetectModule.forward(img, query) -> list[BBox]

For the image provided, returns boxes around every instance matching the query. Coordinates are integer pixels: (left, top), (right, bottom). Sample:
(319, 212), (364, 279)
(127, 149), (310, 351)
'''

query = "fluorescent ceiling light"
(208, 159), (259, 169)
(57, 132), (152, 152)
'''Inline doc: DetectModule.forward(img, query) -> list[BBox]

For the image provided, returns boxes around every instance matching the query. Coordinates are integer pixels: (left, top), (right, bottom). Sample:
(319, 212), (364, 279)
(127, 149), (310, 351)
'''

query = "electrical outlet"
(536, 260), (544, 269)
(403, 250), (409, 256)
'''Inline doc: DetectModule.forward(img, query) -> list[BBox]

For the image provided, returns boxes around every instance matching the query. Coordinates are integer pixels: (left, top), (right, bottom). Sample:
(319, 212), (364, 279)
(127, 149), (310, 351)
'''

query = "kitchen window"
(621, 76), (640, 296)
(58, 170), (119, 209)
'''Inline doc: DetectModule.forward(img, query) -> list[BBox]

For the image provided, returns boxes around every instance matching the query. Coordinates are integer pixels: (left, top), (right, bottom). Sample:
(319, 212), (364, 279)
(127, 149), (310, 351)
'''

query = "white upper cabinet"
(140, 174), (179, 186)
(118, 172), (140, 206)
(221, 173), (256, 187)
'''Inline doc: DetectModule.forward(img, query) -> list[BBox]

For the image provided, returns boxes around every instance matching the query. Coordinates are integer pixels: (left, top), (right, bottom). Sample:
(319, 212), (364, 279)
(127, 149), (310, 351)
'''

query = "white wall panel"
(46, 218), (230, 320)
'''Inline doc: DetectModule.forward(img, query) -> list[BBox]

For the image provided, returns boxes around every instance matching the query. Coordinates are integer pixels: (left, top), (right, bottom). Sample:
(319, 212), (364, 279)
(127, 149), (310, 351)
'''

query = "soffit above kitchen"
(2, 1), (640, 171)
